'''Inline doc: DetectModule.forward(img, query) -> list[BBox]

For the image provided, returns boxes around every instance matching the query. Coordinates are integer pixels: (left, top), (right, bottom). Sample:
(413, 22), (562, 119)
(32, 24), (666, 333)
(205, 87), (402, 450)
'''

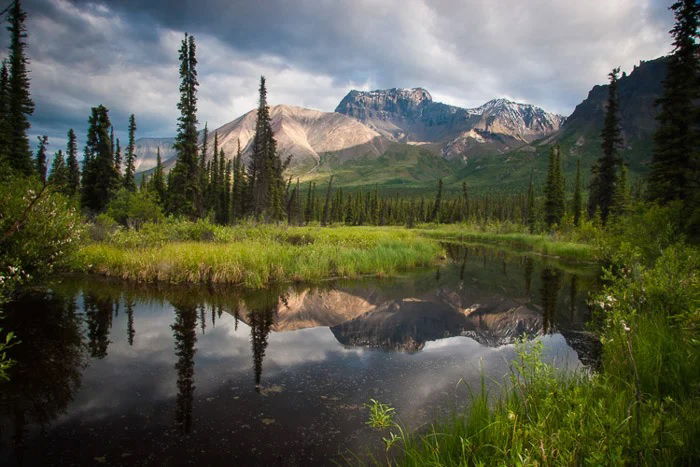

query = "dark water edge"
(0, 245), (600, 466)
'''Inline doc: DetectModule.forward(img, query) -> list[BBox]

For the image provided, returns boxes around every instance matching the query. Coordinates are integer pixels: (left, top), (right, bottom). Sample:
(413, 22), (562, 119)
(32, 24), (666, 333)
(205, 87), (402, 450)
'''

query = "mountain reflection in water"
(0, 246), (599, 466)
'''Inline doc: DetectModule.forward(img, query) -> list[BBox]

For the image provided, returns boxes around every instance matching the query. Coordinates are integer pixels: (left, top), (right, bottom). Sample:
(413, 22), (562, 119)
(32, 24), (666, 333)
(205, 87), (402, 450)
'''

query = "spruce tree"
(35, 135), (48, 182)
(151, 147), (166, 205)
(589, 68), (623, 224)
(123, 114), (137, 191)
(0, 62), (9, 163)
(611, 164), (631, 217)
(321, 175), (334, 226)
(461, 181), (470, 221)
(168, 33), (201, 219)
(544, 145), (565, 228)
(48, 149), (68, 193)
(573, 159), (582, 226)
(66, 128), (80, 197)
(114, 138), (122, 176)
(81, 105), (119, 212)
(199, 122), (208, 207)
(430, 178), (443, 223)
(247, 76), (285, 220)
(648, 0), (699, 204)
(6, 0), (34, 175)
(527, 172), (536, 233)
(231, 139), (245, 221)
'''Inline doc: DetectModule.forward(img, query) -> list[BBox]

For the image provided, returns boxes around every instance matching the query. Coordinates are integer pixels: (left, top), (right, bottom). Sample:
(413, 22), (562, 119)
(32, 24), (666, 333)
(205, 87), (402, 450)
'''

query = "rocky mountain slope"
(552, 56), (668, 170)
(335, 88), (565, 161)
(135, 105), (388, 172)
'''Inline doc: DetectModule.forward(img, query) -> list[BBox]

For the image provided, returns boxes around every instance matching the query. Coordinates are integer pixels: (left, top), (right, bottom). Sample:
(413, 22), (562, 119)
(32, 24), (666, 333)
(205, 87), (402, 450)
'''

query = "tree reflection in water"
(171, 302), (198, 435)
(83, 292), (113, 358)
(540, 267), (561, 334)
(244, 292), (278, 393)
(0, 292), (85, 464)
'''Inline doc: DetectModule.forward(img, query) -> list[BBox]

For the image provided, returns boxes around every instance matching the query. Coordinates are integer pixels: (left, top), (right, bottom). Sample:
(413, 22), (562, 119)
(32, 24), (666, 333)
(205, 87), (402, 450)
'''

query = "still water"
(0, 246), (599, 466)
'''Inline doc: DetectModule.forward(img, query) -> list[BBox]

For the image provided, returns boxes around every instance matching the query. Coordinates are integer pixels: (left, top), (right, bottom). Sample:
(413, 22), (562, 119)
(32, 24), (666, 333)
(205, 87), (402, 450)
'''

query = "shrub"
(106, 188), (164, 229)
(0, 176), (83, 297)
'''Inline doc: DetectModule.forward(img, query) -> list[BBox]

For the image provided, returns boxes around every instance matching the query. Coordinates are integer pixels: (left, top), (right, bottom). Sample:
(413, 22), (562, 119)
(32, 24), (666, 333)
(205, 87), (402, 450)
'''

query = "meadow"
(70, 219), (599, 287)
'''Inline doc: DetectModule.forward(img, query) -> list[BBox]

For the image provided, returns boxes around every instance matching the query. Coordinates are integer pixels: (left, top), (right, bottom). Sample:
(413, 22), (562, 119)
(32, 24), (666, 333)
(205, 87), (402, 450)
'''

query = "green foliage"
(0, 176), (83, 297)
(105, 188), (164, 228)
(598, 201), (684, 264)
(365, 399), (396, 429)
(0, 329), (16, 381)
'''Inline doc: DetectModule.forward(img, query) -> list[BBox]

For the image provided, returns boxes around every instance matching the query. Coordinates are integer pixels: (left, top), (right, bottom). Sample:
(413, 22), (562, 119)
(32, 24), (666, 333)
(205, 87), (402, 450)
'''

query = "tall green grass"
(72, 224), (443, 287)
(368, 243), (700, 465)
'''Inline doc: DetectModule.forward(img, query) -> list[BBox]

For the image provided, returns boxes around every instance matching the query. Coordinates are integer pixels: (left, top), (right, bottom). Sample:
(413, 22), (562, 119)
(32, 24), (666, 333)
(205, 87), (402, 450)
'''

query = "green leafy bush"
(0, 176), (83, 297)
(106, 188), (164, 229)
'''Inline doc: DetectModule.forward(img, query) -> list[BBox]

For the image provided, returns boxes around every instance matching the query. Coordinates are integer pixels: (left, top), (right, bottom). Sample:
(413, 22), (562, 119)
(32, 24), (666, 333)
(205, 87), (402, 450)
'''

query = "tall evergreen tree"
(114, 138), (122, 176)
(612, 164), (631, 217)
(123, 114), (137, 191)
(199, 122), (208, 205)
(66, 128), (80, 196)
(35, 135), (48, 182)
(231, 139), (245, 221)
(81, 105), (119, 212)
(648, 0), (699, 205)
(0, 62), (10, 163)
(462, 181), (470, 221)
(247, 76), (285, 220)
(321, 175), (334, 226)
(527, 172), (536, 233)
(544, 145), (565, 228)
(151, 147), (166, 205)
(48, 149), (68, 193)
(6, 0), (34, 175)
(573, 159), (582, 226)
(589, 68), (623, 224)
(430, 178), (443, 223)
(168, 33), (201, 219)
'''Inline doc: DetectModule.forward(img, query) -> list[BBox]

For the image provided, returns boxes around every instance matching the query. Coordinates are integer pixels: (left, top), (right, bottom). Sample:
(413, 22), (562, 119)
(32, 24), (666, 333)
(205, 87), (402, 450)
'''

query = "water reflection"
(0, 292), (85, 464)
(172, 302), (198, 434)
(84, 292), (113, 359)
(0, 245), (599, 465)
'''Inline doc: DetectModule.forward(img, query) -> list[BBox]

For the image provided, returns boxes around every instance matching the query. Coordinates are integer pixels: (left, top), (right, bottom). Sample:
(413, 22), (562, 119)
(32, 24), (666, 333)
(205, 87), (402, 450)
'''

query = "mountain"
(131, 137), (175, 173)
(335, 88), (565, 161)
(134, 58), (667, 195)
(551, 56), (668, 172)
(135, 105), (389, 173)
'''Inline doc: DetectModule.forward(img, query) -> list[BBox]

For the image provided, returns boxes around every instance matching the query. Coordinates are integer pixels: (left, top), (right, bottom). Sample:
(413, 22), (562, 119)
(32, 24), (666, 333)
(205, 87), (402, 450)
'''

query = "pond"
(0, 245), (599, 466)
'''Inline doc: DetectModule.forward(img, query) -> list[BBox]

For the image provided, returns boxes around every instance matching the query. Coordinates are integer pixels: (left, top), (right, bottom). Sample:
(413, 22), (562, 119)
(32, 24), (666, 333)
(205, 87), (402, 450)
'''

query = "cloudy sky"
(18, 0), (675, 150)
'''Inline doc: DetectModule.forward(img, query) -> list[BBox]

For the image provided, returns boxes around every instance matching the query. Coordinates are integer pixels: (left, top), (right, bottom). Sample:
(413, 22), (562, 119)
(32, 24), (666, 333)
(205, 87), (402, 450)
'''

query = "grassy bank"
(72, 223), (443, 288)
(418, 224), (597, 262)
(366, 235), (700, 464)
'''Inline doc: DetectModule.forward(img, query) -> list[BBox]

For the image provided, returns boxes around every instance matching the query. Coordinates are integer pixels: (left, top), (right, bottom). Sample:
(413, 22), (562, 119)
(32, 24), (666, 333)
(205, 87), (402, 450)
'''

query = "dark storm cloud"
(20, 0), (675, 152)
